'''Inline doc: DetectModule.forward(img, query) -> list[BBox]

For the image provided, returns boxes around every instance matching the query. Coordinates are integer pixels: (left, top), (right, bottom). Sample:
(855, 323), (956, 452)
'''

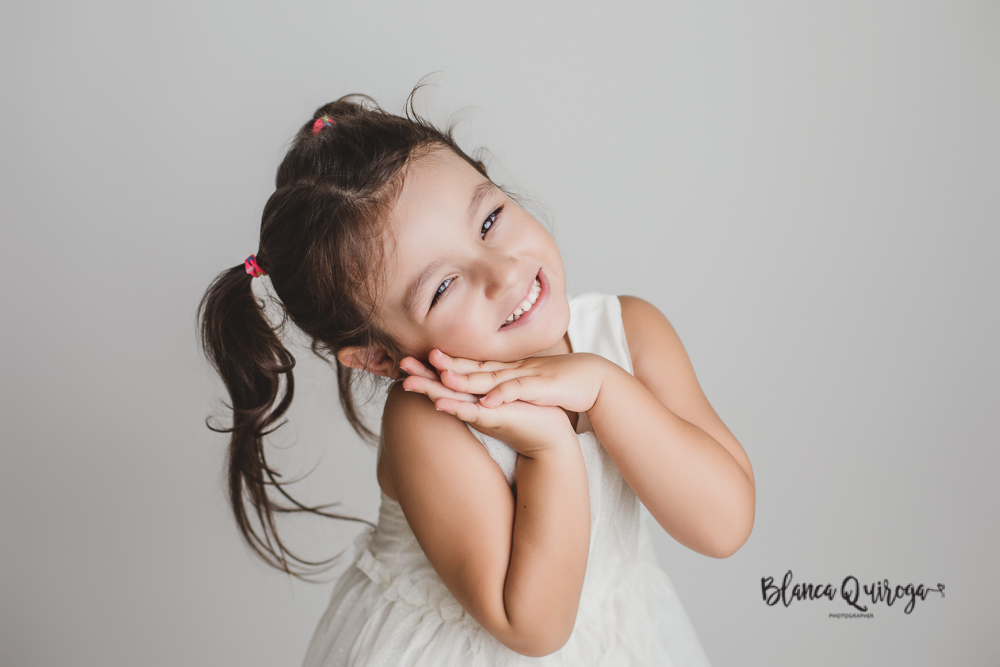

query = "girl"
(199, 93), (754, 666)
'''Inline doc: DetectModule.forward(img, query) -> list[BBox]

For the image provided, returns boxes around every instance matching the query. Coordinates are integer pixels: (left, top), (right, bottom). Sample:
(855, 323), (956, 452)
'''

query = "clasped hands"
(400, 349), (607, 454)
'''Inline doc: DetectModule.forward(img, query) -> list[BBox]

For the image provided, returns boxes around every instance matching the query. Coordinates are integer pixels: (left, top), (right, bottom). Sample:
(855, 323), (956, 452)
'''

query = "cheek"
(429, 317), (492, 356)
(528, 226), (564, 269)
(437, 338), (495, 361)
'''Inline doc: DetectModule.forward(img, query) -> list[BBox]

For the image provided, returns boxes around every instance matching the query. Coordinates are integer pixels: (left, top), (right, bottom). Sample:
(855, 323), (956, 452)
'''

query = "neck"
(532, 331), (573, 357)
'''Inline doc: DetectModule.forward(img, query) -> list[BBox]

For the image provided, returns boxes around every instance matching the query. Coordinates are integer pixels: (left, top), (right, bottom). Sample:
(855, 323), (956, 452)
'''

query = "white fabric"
(302, 293), (712, 666)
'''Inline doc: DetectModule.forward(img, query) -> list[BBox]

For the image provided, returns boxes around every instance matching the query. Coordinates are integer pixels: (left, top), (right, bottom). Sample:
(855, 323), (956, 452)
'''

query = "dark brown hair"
(197, 91), (489, 579)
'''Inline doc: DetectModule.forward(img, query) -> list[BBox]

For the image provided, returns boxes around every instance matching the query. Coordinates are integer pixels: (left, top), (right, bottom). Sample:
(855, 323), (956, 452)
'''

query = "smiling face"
(375, 148), (571, 363)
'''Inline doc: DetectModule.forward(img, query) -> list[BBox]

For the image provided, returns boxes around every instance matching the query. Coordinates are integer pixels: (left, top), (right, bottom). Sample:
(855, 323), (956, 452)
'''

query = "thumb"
(435, 397), (502, 428)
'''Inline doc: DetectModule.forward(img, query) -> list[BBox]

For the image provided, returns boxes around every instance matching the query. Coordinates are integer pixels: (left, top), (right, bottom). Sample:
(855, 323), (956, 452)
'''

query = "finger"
(399, 356), (439, 382)
(440, 366), (533, 395)
(402, 375), (479, 403)
(428, 348), (523, 375)
(434, 397), (502, 428)
(479, 376), (553, 408)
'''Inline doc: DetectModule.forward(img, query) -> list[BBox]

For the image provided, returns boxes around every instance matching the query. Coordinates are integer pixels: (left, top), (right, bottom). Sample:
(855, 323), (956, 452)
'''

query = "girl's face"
(376, 148), (570, 363)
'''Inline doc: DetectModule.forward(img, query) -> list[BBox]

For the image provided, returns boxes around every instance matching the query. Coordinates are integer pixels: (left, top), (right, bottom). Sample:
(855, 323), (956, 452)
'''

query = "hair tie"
(312, 115), (336, 134)
(245, 254), (267, 278)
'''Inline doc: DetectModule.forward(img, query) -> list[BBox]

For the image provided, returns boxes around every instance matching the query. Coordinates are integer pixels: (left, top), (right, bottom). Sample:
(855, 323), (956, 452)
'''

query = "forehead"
(392, 148), (484, 216)
(385, 149), (489, 259)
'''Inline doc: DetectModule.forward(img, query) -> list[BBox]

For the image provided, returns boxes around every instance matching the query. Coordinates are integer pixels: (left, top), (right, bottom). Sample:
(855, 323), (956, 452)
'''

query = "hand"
(399, 356), (479, 404)
(399, 354), (578, 456)
(426, 349), (610, 414)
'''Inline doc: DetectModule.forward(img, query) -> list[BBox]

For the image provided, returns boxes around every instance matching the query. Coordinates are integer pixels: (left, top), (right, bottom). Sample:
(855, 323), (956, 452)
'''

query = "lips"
(499, 270), (547, 331)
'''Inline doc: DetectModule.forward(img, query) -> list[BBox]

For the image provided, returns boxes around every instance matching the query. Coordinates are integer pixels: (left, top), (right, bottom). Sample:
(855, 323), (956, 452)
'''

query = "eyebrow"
(401, 180), (501, 316)
(468, 180), (499, 222)
(403, 257), (446, 316)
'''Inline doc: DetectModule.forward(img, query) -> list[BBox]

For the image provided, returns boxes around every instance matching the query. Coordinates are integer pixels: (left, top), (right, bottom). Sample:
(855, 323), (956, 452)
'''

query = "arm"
(381, 382), (590, 656)
(587, 295), (754, 558)
(429, 298), (755, 559)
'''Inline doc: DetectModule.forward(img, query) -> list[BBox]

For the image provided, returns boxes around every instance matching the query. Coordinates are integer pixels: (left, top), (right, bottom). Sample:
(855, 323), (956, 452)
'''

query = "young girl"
(199, 93), (754, 666)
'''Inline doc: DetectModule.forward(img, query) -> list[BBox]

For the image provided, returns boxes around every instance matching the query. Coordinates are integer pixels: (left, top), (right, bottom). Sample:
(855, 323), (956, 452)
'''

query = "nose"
(481, 253), (520, 301)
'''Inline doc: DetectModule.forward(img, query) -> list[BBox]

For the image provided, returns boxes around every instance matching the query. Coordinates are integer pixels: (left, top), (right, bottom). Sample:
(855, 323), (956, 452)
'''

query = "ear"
(336, 345), (399, 379)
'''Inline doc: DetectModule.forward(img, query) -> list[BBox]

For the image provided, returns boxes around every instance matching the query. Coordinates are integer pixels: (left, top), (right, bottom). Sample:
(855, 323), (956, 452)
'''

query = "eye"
(430, 277), (454, 308)
(480, 205), (503, 239)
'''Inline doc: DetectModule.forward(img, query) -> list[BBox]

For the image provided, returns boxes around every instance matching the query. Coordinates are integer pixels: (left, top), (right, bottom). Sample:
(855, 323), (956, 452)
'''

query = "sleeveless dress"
(302, 293), (712, 666)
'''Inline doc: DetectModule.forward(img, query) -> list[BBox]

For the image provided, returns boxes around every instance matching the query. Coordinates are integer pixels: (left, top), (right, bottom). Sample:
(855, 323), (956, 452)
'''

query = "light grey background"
(2, 1), (997, 666)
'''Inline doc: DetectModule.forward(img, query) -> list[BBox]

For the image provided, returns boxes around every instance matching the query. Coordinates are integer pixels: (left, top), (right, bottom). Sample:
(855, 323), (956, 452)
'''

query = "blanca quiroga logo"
(761, 570), (945, 618)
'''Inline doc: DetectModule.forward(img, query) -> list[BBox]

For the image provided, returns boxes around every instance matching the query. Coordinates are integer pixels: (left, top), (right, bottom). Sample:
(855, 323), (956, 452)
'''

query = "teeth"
(502, 277), (542, 326)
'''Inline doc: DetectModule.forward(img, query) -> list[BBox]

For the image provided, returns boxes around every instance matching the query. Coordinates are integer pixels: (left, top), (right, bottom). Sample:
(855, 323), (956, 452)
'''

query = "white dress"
(302, 293), (712, 666)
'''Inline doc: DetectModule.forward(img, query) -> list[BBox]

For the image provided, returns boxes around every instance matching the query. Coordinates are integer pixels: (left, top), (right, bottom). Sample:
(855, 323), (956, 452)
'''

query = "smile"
(499, 271), (545, 330)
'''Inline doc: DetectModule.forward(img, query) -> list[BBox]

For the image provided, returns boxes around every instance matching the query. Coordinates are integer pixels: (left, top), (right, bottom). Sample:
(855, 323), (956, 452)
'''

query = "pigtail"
(198, 263), (373, 580)
(199, 89), (493, 579)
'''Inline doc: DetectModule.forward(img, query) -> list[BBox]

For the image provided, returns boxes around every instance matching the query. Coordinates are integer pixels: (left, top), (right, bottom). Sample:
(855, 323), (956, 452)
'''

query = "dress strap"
(567, 293), (633, 434)
(566, 293), (634, 376)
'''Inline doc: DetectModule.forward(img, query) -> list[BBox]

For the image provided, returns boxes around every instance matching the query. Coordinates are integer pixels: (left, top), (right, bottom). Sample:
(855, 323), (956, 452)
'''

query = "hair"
(197, 90), (491, 579)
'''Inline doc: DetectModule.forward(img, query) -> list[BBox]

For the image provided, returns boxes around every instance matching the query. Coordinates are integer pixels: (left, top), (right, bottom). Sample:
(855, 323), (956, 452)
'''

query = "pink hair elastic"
(245, 254), (267, 278)
(312, 115), (336, 134)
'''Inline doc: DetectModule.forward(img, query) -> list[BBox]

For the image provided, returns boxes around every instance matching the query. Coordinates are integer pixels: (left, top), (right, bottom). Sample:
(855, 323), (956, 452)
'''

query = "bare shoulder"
(380, 382), (515, 521)
(379, 382), (519, 637)
(617, 295), (691, 385)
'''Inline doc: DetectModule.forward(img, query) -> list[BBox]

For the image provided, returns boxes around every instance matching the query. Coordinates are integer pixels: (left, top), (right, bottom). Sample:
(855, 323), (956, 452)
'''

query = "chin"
(527, 302), (571, 357)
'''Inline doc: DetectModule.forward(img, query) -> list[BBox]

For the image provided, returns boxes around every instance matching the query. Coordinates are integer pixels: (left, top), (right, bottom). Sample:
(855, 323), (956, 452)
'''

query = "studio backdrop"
(2, 1), (997, 666)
